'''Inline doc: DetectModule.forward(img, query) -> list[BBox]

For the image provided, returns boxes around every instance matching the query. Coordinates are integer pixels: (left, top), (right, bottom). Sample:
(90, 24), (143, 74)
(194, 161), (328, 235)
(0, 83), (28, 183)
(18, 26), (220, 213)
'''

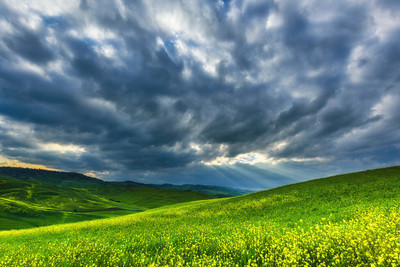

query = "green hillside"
(0, 177), (130, 230)
(150, 183), (252, 198)
(0, 167), (249, 197)
(0, 169), (213, 230)
(1, 166), (399, 266)
(0, 167), (105, 187)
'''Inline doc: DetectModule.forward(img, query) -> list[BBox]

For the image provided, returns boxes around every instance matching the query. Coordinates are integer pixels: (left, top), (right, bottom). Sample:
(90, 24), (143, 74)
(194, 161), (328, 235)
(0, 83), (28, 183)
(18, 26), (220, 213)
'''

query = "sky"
(0, 0), (399, 190)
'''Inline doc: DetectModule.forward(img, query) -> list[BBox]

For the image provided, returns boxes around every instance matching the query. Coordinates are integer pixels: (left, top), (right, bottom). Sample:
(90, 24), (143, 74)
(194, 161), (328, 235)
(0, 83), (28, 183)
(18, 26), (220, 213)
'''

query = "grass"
(0, 166), (399, 266)
(91, 186), (215, 209)
(0, 175), (212, 230)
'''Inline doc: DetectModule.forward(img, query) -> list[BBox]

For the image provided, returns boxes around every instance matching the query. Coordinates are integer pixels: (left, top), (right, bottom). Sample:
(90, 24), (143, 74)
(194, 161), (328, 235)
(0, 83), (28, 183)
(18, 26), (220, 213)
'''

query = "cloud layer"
(0, 0), (399, 188)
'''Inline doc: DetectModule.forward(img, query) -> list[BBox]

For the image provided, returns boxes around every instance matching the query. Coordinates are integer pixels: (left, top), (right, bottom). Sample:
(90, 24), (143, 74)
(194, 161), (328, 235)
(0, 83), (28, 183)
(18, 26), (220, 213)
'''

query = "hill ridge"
(0, 166), (250, 196)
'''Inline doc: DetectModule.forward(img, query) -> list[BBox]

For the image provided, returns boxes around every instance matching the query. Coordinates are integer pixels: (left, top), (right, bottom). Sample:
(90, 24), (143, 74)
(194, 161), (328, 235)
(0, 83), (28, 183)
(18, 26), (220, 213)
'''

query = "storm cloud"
(0, 0), (399, 189)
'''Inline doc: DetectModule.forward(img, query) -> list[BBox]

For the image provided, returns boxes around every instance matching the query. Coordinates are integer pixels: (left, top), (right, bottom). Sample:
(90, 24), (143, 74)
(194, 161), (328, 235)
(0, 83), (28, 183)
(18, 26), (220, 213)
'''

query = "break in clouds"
(0, 0), (399, 188)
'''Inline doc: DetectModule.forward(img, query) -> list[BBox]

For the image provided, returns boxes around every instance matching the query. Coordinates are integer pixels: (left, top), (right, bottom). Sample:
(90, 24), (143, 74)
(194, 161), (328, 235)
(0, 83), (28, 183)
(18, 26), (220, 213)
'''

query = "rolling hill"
(0, 167), (251, 197)
(0, 167), (104, 187)
(1, 166), (399, 266)
(149, 183), (252, 198)
(0, 167), (216, 230)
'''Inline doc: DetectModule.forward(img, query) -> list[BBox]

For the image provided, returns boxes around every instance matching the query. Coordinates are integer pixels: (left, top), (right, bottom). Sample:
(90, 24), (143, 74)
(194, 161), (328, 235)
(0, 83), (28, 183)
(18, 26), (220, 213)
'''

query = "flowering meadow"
(0, 166), (399, 266)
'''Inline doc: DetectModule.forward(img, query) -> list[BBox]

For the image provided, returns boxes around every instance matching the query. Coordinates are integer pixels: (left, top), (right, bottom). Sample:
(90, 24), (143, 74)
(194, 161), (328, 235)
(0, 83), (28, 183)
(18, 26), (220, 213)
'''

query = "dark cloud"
(378, 0), (400, 10)
(0, 0), (399, 189)
(4, 30), (54, 64)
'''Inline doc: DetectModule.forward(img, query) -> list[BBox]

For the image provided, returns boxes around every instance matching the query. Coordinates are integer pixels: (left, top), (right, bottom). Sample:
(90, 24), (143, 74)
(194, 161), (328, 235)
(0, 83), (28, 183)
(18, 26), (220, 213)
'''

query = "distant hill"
(0, 167), (215, 230)
(0, 167), (104, 187)
(149, 183), (252, 197)
(0, 176), (130, 230)
(0, 167), (250, 196)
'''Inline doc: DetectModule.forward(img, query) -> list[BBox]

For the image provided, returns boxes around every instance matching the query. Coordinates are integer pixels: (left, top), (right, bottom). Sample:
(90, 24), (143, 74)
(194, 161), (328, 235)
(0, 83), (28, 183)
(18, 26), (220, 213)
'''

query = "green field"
(1, 166), (400, 266)
(0, 168), (214, 230)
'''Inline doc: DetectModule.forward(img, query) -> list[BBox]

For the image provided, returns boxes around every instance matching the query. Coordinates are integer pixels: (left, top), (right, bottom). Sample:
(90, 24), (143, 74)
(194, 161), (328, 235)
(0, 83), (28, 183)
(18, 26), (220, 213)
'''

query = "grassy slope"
(150, 184), (253, 198)
(91, 186), (215, 209)
(0, 167), (248, 198)
(0, 174), (212, 230)
(1, 166), (399, 266)
(0, 167), (105, 188)
(0, 177), (138, 230)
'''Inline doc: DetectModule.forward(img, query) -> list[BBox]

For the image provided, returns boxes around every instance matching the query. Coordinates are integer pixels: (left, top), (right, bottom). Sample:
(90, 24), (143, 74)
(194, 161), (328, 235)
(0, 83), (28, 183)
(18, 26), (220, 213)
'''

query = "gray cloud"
(0, 0), (399, 189)
(4, 30), (54, 64)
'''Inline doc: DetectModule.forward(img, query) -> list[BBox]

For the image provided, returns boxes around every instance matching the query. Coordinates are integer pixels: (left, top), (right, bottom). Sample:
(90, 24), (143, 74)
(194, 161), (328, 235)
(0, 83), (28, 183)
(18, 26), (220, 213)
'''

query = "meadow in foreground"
(0, 166), (400, 266)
